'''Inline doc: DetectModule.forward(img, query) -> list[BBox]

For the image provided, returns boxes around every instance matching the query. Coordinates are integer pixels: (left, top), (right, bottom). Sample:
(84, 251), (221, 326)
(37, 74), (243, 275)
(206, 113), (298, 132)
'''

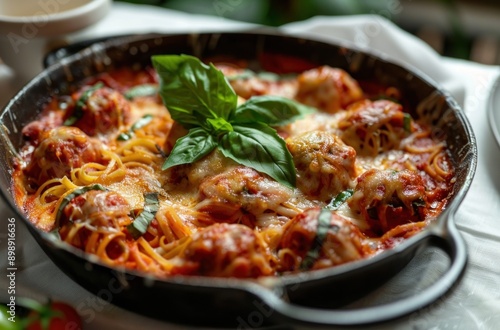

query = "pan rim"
(0, 29), (478, 297)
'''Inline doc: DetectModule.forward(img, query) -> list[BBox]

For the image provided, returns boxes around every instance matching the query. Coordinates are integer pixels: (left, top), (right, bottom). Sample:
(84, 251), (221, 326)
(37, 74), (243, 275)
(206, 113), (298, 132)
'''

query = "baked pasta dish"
(11, 54), (455, 279)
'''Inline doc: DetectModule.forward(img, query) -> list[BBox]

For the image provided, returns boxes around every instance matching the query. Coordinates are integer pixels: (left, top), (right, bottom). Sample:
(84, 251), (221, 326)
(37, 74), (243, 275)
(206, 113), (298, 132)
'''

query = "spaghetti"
(12, 58), (455, 278)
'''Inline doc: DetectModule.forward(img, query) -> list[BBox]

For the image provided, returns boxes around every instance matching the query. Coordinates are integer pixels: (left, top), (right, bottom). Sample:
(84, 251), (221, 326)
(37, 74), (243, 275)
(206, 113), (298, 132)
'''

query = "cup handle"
(0, 36), (67, 81)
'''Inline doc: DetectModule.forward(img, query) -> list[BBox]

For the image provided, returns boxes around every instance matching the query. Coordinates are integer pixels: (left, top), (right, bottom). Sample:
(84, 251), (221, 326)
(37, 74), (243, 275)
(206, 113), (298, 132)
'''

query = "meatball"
(60, 190), (131, 229)
(348, 169), (428, 236)
(24, 126), (103, 187)
(215, 63), (297, 100)
(59, 190), (131, 259)
(64, 85), (131, 137)
(286, 131), (357, 201)
(338, 99), (409, 156)
(294, 66), (363, 113)
(173, 223), (274, 278)
(278, 208), (371, 272)
(22, 110), (64, 146)
(197, 166), (294, 225)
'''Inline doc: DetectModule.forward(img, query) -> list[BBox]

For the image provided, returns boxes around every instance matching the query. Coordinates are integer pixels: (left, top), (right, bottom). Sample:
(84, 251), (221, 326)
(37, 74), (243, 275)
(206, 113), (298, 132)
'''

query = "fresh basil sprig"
(152, 54), (314, 188)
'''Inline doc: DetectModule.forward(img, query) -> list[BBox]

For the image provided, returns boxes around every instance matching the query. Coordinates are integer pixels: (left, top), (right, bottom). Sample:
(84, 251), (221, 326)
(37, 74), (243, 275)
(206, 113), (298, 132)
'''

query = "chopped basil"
(412, 198), (426, 216)
(117, 114), (154, 141)
(155, 144), (167, 158)
(226, 69), (255, 81)
(256, 71), (282, 82)
(53, 184), (107, 231)
(325, 189), (354, 211)
(300, 208), (333, 270)
(412, 198), (426, 207)
(127, 192), (160, 239)
(403, 113), (412, 132)
(64, 82), (104, 126)
(117, 133), (131, 141)
(152, 54), (315, 188)
(226, 69), (296, 82)
(124, 84), (159, 100)
(374, 94), (400, 103)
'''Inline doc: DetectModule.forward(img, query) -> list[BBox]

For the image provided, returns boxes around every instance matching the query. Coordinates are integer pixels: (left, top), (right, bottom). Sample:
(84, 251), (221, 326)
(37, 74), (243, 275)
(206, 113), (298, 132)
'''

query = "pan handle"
(253, 214), (467, 326)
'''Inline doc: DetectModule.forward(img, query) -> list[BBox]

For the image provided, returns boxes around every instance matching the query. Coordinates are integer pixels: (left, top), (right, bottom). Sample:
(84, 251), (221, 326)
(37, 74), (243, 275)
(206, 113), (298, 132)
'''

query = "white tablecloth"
(1, 3), (500, 329)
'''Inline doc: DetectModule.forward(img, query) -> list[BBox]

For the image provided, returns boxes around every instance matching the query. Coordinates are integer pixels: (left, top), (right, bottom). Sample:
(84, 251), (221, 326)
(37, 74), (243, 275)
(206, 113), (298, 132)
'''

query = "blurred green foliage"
(114, 0), (485, 60)
(113, 0), (401, 26)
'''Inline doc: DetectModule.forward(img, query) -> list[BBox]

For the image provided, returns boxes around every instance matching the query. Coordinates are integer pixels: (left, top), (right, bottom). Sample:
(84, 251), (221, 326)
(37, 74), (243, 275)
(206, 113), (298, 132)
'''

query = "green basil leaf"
(152, 54), (237, 128)
(131, 114), (154, 131)
(124, 84), (159, 100)
(403, 113), (412, 132)
(300, 208), (333, 270)
(206, 117), (233, 136)
(255, 71), (282, 82)
(325, 189), (354, 211)
(117, 114), (154, 141)
(53, 184), (107, 231)
(226, 69), (296, 82)
(374, 94), (400, 104)
(117, 133), (129, 141)
(232, 95), (315, 126)
(127, 192), (160, 239)
(226, 69), (255, 81)
(64, 82), (103, 126)
(219, 123), (296, 188)
(412, 198), (426, 207)
(162, 127), (217, 170)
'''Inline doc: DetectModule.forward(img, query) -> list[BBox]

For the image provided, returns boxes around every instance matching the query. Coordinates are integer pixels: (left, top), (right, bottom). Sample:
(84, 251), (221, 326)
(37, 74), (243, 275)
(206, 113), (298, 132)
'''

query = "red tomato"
(26, 301), (82, 330)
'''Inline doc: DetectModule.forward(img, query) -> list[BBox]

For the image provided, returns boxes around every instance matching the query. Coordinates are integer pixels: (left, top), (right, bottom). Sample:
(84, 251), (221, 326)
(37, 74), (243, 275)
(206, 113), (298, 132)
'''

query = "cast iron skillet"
(0, 31), (477, 328)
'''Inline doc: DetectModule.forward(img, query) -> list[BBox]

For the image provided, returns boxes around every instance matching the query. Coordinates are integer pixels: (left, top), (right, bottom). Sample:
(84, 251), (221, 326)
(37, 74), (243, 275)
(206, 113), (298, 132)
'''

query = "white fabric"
(1, 3), (499, 329)
(283, 15), (467, 106)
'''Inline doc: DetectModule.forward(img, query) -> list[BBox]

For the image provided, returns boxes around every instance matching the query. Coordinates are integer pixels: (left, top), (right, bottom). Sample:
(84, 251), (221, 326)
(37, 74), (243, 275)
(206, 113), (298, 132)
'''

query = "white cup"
(0, 0), (111, 81)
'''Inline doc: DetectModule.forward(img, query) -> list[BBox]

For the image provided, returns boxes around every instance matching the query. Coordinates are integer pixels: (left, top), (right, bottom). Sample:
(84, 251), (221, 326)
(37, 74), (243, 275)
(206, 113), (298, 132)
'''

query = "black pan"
(0, 30), (477, 328)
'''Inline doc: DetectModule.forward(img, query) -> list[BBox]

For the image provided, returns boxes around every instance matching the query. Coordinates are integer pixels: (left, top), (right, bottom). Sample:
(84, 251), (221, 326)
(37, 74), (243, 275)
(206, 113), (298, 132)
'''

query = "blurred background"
(115, 0), (500, 65)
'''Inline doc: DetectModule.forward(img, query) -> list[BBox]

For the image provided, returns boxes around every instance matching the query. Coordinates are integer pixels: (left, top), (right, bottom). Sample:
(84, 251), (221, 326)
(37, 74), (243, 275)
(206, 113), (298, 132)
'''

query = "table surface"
(1, 3), (500, 330)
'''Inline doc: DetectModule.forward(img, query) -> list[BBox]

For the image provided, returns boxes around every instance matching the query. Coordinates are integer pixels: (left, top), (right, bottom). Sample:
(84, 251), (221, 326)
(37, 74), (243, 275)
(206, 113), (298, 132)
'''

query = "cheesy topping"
(12, 62), (455, 278)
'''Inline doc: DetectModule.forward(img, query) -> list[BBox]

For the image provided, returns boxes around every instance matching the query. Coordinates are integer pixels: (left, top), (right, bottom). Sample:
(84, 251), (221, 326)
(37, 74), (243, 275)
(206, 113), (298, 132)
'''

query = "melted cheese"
(13, 64), (455, 278)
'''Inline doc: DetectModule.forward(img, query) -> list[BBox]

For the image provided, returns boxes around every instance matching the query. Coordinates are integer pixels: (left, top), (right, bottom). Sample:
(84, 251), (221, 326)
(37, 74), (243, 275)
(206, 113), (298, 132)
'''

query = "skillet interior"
(0, 31), (477, 327)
